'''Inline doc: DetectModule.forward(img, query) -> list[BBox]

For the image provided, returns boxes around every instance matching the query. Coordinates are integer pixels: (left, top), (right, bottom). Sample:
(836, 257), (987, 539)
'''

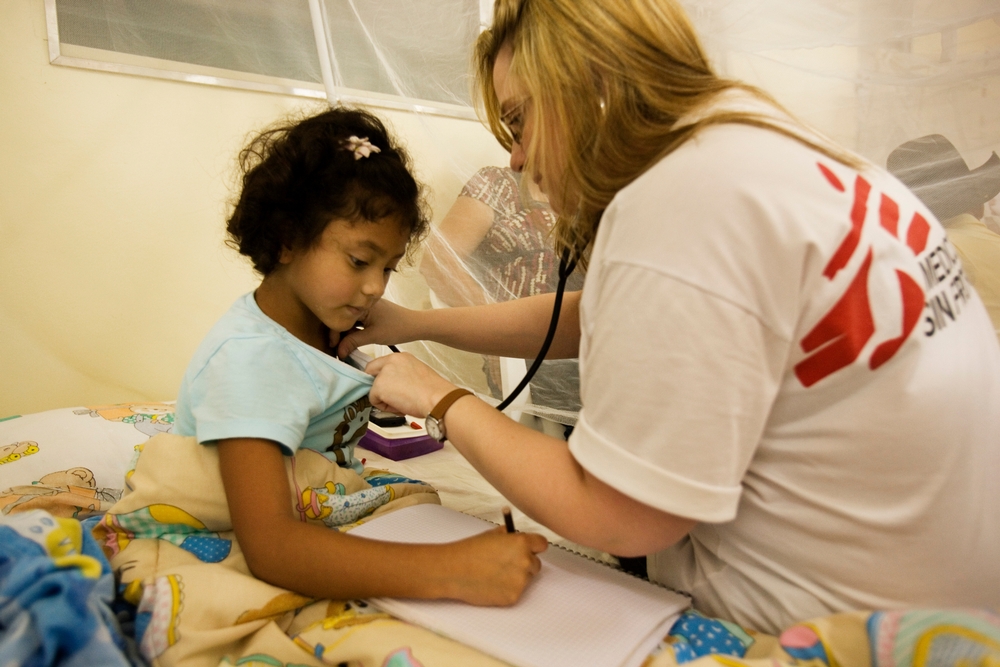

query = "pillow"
(0, 402), (175, 518)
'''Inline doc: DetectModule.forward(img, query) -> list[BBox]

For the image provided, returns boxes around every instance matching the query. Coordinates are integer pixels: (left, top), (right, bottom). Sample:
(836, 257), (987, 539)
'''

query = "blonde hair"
(475, 0), (863, 266)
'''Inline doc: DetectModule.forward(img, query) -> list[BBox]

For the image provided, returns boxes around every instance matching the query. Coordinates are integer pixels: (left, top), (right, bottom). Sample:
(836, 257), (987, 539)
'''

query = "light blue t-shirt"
(175, 292), (373, 472)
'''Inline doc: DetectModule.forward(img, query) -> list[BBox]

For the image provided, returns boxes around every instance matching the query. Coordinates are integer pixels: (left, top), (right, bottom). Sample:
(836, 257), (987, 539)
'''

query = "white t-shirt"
(569, 116), (1000, 633)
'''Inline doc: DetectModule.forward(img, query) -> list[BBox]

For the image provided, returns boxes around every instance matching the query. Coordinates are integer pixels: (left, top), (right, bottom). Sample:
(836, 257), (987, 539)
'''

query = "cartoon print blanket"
(91, 432), (449, 667)
(6, 514), (997, 667)
(0, 435), (992, 667)
(6, 407), (997, 666)
(81, 435), (1000, 667)
(0, 401), (178, 519)
(646, 607), (1000, 666)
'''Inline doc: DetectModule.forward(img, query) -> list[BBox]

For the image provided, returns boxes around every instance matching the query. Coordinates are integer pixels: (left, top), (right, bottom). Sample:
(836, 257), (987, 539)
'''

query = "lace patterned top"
(462, 166), (585, 300)
(461, 166), (584, 418)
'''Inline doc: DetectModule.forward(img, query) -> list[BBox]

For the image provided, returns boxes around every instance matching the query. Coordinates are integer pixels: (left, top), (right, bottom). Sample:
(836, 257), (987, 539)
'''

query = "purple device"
(358, 427), (442, 461)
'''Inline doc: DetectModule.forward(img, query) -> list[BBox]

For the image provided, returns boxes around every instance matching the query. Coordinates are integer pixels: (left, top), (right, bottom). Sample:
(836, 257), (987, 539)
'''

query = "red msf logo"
(794, 163), (929, 388)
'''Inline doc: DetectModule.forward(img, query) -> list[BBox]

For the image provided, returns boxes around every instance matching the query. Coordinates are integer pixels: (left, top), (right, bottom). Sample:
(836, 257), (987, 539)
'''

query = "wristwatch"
(425, 388), (473, 443)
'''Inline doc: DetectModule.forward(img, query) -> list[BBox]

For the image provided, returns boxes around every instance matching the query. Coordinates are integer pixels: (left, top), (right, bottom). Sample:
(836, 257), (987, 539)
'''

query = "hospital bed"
(2, 400), (998, 667)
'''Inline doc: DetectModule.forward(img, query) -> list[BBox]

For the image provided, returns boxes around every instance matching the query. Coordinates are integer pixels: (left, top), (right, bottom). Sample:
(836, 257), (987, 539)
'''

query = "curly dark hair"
(226, 106), (429, 275)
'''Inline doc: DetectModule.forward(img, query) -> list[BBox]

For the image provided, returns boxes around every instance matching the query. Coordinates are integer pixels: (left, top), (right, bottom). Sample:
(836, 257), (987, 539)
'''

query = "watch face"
(426, 416), (445, 442)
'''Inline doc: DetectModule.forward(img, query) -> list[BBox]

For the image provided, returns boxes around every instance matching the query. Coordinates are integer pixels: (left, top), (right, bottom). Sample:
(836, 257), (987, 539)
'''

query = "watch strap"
(428, 388), (473, 422)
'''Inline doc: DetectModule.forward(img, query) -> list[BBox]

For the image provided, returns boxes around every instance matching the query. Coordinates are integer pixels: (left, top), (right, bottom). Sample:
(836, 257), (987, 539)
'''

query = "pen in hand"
(502, 506), (516, 533)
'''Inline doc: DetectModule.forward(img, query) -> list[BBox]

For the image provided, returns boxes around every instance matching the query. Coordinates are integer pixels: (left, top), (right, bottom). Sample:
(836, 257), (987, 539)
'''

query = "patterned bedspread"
(2, 424), (997, 667)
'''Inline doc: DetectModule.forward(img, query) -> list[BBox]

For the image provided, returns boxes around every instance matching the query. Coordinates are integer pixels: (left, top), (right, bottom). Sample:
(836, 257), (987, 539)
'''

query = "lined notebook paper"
(350, 504), (690, 667)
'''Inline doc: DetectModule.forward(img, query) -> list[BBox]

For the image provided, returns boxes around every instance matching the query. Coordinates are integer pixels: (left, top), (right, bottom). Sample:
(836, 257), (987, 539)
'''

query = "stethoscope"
(387, 250), (577, 412)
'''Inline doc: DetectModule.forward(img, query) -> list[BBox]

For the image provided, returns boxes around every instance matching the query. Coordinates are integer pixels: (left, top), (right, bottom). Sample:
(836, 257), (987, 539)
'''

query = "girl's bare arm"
(217, 438), (547, 605)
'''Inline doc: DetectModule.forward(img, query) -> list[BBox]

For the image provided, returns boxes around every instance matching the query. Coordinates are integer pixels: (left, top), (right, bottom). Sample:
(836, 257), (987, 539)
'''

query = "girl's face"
(493, 43), (566, 213)
(259, 217), (409, 350)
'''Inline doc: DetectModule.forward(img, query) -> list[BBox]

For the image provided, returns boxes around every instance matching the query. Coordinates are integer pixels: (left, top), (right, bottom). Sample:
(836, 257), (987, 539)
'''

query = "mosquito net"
(400, 0), (1000, 430)
(52, 0), (1000, 429)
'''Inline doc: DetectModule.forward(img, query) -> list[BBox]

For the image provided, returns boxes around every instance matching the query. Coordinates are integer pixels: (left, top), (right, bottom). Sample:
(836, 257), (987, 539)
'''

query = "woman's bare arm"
(364, 354), (696, 557)
(217, 438), (547, 605)
(338, 290), (582, 361)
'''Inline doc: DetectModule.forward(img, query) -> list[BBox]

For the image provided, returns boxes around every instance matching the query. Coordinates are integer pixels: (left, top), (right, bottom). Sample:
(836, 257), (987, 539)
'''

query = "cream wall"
(0, 0), (508, 417)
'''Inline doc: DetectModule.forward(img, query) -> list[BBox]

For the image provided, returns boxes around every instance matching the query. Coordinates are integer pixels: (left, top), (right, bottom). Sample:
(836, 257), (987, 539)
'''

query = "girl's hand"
(443, 527), (548, 606)
(366, 351), (459, 418)
(335, 299), (414, 359)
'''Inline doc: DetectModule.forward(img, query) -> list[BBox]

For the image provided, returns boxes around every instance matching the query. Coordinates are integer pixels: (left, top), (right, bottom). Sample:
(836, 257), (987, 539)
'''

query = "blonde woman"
(341, 0), (1000, 632)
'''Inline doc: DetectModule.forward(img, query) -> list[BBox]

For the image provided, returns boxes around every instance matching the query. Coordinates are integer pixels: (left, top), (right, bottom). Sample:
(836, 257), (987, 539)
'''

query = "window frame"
(44, 0), (481, 120)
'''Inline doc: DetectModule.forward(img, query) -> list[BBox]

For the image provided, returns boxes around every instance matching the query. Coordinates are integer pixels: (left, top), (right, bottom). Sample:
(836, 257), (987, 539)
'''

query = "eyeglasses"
(500, 98), (529, 145)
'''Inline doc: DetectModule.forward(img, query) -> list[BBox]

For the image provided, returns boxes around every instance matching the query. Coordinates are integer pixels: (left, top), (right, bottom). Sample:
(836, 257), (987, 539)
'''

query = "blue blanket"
(0, 510), (140, 667)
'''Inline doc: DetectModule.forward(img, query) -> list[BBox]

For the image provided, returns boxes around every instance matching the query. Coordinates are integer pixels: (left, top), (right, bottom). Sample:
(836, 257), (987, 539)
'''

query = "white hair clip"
(345, 136), (381, 160)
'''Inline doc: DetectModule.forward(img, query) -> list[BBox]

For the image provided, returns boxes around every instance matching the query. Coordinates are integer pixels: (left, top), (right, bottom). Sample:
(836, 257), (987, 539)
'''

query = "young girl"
(170, 107), (546, 606)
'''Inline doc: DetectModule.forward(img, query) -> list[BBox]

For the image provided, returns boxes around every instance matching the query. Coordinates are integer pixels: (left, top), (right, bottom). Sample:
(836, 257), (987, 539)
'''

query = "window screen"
(47, 0), (484, 117)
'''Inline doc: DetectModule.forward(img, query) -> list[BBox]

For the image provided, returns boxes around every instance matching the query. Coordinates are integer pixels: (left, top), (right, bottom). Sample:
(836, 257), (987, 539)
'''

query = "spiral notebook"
(350, 503), (690, 667)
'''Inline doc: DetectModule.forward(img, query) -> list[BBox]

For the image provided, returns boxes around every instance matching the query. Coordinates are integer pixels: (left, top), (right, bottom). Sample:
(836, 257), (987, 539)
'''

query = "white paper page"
(350, 504), (690, 667)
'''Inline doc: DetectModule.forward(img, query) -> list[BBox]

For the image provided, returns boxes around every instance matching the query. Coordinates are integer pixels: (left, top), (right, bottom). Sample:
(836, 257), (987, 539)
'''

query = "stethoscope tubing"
(385, 251), (576, 413)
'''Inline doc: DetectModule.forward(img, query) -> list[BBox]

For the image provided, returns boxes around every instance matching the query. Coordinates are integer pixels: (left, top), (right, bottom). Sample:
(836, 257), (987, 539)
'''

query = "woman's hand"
(440, 527), (548, 606)
(334, 299), (416, 359)
(365, 352), (458, 418)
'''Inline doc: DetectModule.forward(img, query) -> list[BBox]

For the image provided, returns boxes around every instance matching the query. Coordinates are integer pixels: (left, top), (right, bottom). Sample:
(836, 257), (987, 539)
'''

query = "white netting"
(52, 0), (1000, 425)
(379, 1), (1000, 427)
